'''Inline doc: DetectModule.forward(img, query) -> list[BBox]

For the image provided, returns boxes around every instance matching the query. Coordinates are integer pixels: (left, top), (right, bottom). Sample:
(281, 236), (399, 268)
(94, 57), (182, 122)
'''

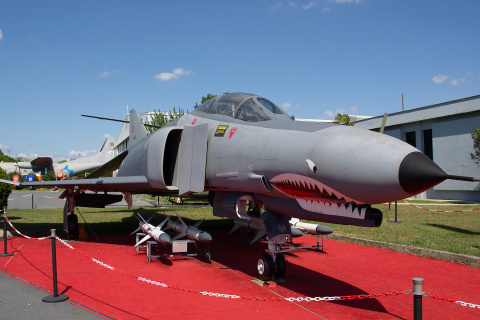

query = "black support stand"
(412, 277), (424, 320)
(1, 210), (14, 257)
(42, 229), (69, 303)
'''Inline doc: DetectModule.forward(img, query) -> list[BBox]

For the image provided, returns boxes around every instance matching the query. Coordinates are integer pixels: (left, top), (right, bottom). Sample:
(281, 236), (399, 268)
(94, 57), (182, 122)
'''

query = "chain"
(425, 293), (480, 309)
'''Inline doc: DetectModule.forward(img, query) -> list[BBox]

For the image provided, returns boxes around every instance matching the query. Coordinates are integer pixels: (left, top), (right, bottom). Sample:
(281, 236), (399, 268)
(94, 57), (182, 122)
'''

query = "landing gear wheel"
(274, 253), (287, 279)
(257, 253), (274, 281)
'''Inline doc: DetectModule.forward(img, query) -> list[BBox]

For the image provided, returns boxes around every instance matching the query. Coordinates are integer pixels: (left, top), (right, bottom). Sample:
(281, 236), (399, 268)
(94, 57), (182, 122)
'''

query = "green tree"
(0, 154), (16, 162)
(0, 167), (13, 209)
(470, 127), (480, 166)
(334, 113), (354, 126)
(145, 107), (186, 134)
(42, 171), (56, 181)
(194, 93), (217, 108)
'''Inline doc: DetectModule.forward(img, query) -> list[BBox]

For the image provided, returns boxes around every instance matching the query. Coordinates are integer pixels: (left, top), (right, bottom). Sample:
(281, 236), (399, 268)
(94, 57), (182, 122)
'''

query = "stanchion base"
(42, 294), (69, 303)
(0, 253), (14, 256)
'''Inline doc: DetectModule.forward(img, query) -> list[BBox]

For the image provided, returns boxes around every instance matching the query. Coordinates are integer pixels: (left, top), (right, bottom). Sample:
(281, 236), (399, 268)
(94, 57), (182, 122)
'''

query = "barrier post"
(42, 229), (69, 303)
(412, 277), (424, 320)
(1, 209), (14, 256)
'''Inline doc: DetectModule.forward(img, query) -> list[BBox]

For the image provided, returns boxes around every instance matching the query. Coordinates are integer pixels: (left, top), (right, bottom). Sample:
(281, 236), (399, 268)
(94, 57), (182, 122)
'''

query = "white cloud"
(100, 70), (110, 78)
(282, 102), (292, 110)
(0, 29), (3, 40)
(0, 144), (11, 151)
(302, 1), (318, 10)
(323, 106), (358, 119)
(100, 68), (120, 78)
(432, 74), (448, 84)
(451, 78), (467, 86)
(334, 0), (363, 4)
(67, 149), (98, 159)
(154, 67), (193, 81)
(322, 7), (331, 13)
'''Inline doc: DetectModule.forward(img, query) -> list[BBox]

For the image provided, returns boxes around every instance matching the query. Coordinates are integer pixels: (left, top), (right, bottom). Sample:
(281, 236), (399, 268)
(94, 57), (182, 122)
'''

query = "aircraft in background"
(0, 137), (116, 179)
(2, 93), (478, 280)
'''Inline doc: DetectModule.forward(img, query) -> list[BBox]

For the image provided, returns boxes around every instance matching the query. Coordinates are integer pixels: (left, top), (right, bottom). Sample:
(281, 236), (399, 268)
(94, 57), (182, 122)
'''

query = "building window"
(405, 131), (416, 147)
(423, 129), (433, 160)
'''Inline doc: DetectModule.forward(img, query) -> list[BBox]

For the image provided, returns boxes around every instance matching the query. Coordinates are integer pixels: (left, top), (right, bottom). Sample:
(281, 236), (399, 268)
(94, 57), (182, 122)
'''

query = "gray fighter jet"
(1, 93), (477, 280)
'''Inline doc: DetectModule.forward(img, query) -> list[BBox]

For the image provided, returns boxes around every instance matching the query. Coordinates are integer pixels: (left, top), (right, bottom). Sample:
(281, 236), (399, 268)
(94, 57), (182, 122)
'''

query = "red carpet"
(1, 231), (479, 319)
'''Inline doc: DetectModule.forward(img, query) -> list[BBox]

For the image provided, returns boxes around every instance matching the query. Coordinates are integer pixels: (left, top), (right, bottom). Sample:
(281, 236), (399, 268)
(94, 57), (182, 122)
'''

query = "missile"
(289, 218), (333, 235)
(166, 212), (212, 243)
(131, 214), (171, 246)
(230, 217), (303, 244)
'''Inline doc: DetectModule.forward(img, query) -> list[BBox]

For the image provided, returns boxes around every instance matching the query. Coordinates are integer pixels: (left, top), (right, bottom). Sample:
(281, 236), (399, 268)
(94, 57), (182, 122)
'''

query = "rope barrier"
(402, 200), (480, 213)
(4, 212), (480, 308)
(3, 215), (50, 240)
(52, 236), (480, 307)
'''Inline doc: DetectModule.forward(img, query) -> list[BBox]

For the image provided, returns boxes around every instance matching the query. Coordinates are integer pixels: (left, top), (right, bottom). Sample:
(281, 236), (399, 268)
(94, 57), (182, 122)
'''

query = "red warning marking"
(229, 127), (237, 139)
(192, 118), (197, 125)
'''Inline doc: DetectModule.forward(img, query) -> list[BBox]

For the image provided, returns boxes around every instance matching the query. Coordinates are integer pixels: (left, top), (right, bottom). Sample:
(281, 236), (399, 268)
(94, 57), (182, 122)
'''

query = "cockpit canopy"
(196, 93), (287, 122)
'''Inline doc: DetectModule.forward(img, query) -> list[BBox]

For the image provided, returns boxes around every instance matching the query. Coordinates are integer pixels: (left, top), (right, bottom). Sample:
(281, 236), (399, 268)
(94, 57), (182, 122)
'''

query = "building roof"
(355, 94), (480, 130)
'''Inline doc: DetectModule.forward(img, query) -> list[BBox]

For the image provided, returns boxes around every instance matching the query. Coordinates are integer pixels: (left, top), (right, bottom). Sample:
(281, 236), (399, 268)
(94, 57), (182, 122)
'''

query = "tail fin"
(128, 109), (148, 149)
(96, 136), (116, 162)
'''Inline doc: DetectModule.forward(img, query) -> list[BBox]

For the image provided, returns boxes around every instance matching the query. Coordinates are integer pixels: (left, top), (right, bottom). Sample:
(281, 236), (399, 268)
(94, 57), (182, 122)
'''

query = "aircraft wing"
(0, 176), (150, 193)
(86, 150), (128, 178)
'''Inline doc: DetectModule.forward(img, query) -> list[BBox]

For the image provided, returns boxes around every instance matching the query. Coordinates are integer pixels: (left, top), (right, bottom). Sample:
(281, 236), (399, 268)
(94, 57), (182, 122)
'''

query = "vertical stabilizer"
(96, 136), (116, 162)
(128, 109), (148, 149)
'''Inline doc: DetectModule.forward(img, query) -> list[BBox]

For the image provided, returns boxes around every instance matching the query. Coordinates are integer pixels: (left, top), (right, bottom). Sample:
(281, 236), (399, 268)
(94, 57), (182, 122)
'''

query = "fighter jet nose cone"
(199, 232), (212, 243)
(399, 152), (447, 195)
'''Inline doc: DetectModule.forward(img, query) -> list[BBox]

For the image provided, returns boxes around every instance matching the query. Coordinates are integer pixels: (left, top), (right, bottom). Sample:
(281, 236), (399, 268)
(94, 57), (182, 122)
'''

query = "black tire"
(274, 253), (287, 279)
(257, 253), (274, 281)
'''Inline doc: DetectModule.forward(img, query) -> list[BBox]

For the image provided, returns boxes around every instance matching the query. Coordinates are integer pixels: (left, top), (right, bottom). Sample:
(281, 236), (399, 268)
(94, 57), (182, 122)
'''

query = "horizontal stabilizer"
(86, 150), (128, 179)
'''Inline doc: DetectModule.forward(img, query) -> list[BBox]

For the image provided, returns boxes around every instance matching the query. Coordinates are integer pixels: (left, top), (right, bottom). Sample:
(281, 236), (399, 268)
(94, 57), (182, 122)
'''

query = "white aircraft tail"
(128, 109), (148, 149)
(96, 136), (116, 162)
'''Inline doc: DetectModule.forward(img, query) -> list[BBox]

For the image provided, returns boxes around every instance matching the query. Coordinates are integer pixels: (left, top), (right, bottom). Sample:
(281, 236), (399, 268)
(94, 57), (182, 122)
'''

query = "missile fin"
(130, 226), (142, 235)
(157, 217), (170, 229)
(230, 222), (241, 234)
(172, 232), (186, 241)
(174, 212), (188, 229)
(192, 219), (204, 228)
(135, 234), (152, 247)
(250, 231), (266, 244)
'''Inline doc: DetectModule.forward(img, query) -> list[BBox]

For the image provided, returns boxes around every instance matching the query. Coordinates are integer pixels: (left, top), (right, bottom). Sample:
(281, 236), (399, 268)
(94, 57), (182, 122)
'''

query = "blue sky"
(1, 0), (479, 162)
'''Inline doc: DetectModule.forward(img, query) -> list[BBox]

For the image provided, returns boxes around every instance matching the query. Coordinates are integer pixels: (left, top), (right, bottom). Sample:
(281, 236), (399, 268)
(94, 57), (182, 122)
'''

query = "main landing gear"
(256, 210), (292, 281)
(257, 251), (287, 281)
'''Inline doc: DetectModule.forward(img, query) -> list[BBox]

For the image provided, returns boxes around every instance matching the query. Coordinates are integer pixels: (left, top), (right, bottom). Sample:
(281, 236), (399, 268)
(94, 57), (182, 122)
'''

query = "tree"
(144, 107), (186, 134)
(470, 127), (480, 166)
(0, 167), (13, 209)
(194, 93), (217, 108)
(0, 154), (16, 162)
(334, 113), (354, 126)
(42, 171), (57, 181)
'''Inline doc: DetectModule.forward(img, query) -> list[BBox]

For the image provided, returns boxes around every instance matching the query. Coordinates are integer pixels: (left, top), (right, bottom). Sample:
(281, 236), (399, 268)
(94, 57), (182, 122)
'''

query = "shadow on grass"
(424, 223), (480, 235)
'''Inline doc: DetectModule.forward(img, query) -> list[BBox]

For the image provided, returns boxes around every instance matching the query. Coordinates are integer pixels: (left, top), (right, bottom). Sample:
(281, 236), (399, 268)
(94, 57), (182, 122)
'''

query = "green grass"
(319, 203), (480, 257)
(3, 201), (480, 259)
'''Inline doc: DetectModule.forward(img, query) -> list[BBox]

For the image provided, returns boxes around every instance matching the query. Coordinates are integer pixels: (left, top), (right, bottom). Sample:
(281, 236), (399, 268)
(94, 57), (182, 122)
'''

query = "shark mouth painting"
(269, 173), (369, 219)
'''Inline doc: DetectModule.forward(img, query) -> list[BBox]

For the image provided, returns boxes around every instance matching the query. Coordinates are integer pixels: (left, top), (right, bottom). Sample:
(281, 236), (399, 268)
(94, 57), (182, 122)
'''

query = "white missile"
(131, 214), (171, 246)
(289, 218), (333, 235)
(230, 217), (303, 244)
(166, 212), (212, 243)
